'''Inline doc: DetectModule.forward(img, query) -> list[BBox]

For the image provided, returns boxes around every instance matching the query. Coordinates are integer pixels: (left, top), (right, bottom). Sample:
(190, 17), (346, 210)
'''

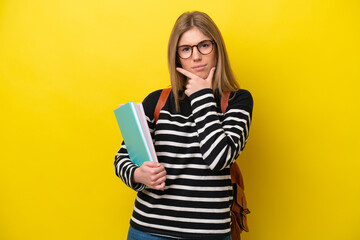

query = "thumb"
(206, 67), (216, 83)
(152, 161), (160, 168)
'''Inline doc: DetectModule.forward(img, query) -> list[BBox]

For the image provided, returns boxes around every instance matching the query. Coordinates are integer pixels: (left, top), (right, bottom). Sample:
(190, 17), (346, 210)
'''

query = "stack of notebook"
(114, 102), (158, 166)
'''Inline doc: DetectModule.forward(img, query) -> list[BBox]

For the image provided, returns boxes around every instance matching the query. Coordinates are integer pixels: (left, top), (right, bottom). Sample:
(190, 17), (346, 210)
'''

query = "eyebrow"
(177, 39), (212, 47)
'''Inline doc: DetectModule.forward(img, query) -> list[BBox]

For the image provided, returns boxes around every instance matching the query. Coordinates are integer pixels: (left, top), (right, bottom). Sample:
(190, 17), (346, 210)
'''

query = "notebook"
(114, 102), (158, 166)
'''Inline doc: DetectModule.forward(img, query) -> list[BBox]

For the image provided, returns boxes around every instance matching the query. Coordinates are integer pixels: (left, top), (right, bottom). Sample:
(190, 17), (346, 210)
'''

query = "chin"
(200, 73), (208, 79)
(191, 70), (209, 79)
(200, 70), (211, 79)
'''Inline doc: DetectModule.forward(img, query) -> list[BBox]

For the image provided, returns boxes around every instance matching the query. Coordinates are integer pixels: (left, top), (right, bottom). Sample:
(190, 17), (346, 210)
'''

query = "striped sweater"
(115, 88), (253, 239)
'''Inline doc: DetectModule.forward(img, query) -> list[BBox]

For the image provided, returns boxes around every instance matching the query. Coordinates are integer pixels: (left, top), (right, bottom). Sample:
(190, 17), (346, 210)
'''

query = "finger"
(184, 89), (189, 96)
(157, 181), (165, 190)
(205, 67), (216, 82)
(141, 161), (154, 169)
(156, 169), (167, 179)
(176, 67), (198, 79)
(150, 176), (166, 190)
(148, 161), (159, 168)
(152, 164), (166, 175)
(153, 175), (166, 186)
(154, 182), (165, 191)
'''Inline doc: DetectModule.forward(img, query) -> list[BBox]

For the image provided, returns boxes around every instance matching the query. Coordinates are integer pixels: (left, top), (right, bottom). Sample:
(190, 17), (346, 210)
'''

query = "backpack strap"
(154, 88), (171, 123)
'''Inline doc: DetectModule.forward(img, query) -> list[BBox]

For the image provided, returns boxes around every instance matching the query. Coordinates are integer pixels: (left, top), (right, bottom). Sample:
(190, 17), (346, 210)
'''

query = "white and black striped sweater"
(115, 88), (253, 239)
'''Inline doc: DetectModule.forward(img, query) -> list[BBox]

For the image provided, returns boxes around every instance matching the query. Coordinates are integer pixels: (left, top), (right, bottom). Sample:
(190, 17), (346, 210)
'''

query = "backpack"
(153, 88), (250, 240)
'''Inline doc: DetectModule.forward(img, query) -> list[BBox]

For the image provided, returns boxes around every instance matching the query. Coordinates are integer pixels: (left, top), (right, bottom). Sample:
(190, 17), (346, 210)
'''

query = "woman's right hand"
(133, 161), (167, 190)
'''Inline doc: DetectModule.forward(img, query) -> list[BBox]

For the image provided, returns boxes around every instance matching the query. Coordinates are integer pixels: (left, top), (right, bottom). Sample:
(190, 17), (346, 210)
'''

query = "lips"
(192, 64), (207, 71)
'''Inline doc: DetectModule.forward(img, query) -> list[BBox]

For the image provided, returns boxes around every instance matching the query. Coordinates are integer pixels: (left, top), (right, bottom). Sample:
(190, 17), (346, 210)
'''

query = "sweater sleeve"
(113, 90), (162, 191)
(189, 88), (253, 171)
(114, 142), (146, 191)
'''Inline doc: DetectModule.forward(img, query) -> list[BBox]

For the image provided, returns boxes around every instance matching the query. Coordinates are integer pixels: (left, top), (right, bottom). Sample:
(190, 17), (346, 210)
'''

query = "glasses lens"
(178, 46), (192, 59)
(198, 40), (213, 55)
(177, 40), (214, 59)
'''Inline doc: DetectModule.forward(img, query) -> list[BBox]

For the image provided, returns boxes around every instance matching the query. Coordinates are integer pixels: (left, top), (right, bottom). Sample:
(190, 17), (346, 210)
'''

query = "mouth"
(191, 64), (207, 71)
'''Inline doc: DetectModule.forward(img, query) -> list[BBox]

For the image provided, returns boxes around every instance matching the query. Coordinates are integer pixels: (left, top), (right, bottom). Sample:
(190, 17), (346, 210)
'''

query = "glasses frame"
(177, 40), (216, 59)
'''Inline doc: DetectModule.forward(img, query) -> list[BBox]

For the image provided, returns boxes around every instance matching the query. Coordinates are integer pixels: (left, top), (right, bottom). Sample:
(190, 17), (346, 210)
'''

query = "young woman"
(115, 11), (253, 240)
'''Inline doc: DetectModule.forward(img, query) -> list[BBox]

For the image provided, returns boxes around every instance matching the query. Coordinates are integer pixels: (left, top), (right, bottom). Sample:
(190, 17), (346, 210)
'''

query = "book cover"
(114, 102), (158, 166)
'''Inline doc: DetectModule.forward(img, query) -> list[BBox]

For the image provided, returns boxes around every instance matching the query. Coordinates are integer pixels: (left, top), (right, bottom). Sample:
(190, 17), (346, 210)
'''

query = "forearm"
(189, 89), (252, 170)
(114, 142), (146, 191)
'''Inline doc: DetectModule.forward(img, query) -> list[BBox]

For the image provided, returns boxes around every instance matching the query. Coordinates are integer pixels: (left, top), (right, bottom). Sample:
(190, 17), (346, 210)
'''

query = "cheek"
(179, 59), (191, 71)
(210, 52), (217, 68)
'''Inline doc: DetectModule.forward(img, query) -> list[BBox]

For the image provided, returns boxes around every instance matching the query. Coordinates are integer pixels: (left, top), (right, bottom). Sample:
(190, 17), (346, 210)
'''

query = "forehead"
(178, 27), (211, 46)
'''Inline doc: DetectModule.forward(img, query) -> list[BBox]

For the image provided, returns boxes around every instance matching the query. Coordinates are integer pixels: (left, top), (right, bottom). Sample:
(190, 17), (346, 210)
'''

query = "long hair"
(168, 11), (239, 112)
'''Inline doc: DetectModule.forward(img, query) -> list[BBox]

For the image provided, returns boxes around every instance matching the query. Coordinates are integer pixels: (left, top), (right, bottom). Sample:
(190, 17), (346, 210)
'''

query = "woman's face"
(177, 27), (217, 80)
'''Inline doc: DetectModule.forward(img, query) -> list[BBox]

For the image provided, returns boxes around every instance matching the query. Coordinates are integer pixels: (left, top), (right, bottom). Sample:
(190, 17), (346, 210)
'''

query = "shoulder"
(228, 89), (253, 112)
(142, 89), (163, 105)
(142, 89), (164, 118)
(231, 89), (253, 103)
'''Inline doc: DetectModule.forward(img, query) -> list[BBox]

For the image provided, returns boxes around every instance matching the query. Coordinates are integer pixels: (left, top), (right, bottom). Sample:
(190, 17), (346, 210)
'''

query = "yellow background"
(1, 0), (359, 239)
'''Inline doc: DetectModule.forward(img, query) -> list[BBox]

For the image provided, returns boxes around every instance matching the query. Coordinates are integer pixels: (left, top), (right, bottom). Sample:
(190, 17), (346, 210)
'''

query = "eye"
(180, 46), (191, 52)
(199, 41), (211, 49)
(178, 46), (191, 53)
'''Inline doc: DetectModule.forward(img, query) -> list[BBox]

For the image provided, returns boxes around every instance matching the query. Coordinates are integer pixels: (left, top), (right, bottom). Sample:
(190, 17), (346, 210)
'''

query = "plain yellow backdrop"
(1, 0), (359, 239)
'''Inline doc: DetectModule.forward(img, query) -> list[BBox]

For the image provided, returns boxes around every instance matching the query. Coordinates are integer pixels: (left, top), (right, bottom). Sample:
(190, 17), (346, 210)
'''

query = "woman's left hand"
(176, 67), (215, 97)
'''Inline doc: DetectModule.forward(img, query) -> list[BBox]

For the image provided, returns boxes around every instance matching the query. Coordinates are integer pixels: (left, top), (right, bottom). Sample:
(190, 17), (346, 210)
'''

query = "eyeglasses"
(177, 40), (215, 59)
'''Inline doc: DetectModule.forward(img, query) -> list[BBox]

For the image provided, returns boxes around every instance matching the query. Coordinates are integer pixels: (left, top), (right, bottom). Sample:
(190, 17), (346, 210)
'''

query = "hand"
(176, 67), (216, 97)
(133, 161), (167, 190)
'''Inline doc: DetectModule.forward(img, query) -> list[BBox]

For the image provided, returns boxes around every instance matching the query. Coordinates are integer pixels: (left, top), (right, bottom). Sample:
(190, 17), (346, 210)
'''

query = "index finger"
(152, 163), (166, 174)
(176, 67), (198, 79)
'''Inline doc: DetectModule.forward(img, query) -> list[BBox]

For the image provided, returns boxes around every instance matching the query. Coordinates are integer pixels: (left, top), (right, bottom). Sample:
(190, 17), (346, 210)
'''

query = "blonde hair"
(168, 11), (239, 111)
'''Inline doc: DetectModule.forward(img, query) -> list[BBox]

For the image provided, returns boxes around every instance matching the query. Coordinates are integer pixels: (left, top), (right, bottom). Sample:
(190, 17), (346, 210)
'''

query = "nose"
(191, 46), (202, 61)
